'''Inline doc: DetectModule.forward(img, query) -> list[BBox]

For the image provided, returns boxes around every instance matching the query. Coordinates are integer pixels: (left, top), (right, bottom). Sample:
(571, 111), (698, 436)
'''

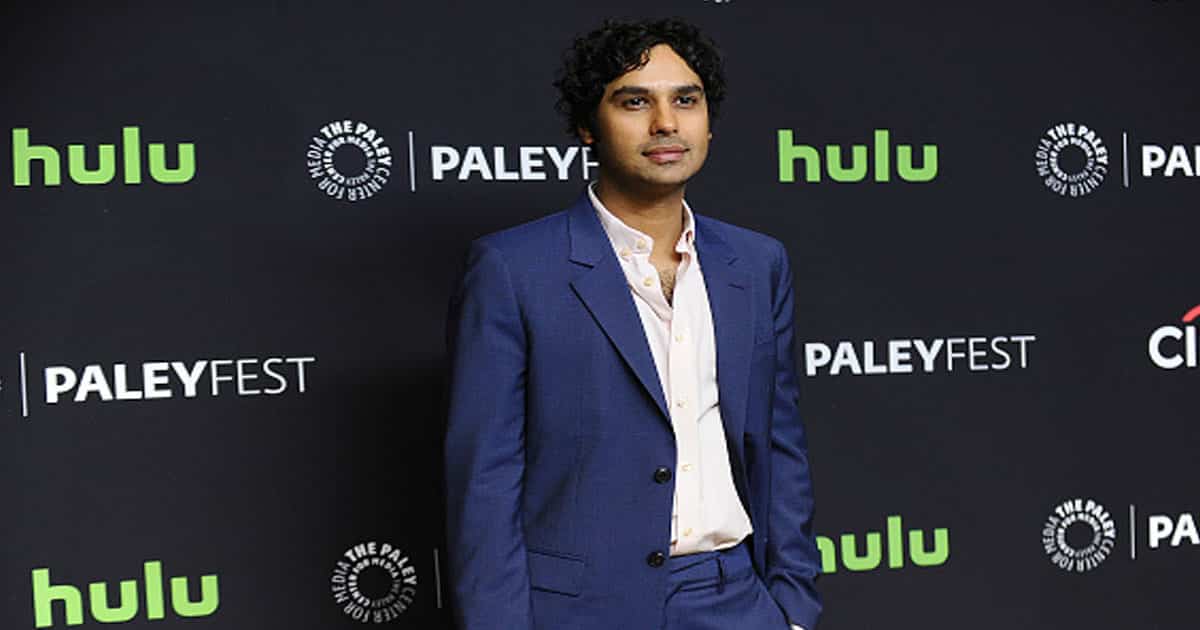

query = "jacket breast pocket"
(528, 549), (585, 597)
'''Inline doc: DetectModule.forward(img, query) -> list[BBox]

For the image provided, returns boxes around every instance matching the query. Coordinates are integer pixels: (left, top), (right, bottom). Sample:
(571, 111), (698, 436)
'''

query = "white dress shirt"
(589, 186), (805, 630)
(589, 184), (753, 555)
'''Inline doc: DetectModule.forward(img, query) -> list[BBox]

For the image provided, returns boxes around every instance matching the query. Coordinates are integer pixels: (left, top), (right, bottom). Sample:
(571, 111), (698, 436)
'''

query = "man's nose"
(650, 100), (678, 136)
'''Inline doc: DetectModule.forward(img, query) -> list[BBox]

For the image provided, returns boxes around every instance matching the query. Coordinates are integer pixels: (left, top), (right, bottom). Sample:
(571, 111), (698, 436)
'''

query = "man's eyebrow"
(610, 86), (650, 99)
(609, 84), (705, 99)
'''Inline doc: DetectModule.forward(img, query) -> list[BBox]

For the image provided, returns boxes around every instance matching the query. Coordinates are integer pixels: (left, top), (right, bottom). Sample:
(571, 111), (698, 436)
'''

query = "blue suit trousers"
(663, 542), (791, 630)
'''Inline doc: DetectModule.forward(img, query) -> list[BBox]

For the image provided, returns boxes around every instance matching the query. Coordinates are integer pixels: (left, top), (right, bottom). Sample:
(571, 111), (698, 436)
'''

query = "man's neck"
(593, 177), (686, 262)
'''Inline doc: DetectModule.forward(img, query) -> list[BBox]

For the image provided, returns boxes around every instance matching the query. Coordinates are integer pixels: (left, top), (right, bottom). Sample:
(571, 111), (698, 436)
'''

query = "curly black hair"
(553, 17), (726, 142)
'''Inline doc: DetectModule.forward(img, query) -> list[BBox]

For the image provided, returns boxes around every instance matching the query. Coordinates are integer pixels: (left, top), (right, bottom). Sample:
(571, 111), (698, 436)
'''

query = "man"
(444, 17), (821, 630)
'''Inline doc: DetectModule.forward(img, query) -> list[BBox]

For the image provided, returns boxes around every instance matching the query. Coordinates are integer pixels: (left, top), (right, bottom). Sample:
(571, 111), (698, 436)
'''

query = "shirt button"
(636, 239), (647, 251)
(674, 332), (684, 342)
(619, 248), (631, 259)
(646, 551), (666, 567)
(683, 528), (694, 537)
(681, 463), (693, 472)
(675, 399), (686, 408)
(642, 276), (654, 287)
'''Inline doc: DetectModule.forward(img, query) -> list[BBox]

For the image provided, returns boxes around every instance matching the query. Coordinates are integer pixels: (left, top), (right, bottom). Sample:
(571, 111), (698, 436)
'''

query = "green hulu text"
(817, 514), (949, 573)
(778, 129), (937, 183)
(30, 560), (218, 627)
(11, 127), (195, 186)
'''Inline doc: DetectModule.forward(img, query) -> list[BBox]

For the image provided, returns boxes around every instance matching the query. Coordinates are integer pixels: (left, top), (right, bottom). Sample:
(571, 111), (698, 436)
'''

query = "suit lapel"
(567, 195), (672, 423)
(693, 215), (754, 459)
(564, 193), (757, 453)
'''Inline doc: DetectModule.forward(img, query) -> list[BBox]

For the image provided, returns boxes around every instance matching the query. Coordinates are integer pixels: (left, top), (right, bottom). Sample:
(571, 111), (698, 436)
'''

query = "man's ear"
(578, 126), (595, 145)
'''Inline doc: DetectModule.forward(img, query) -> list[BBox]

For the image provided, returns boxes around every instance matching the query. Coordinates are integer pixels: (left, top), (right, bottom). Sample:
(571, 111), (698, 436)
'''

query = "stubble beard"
(593, 140), (705, 198)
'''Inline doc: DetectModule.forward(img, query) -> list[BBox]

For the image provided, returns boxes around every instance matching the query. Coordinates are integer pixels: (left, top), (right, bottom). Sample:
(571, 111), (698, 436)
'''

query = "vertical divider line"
(1123, 132), (1130, 188)
(19, 352), (29, 419)
(1130, 504), (1137, 560)
(408, 131), (417, 193)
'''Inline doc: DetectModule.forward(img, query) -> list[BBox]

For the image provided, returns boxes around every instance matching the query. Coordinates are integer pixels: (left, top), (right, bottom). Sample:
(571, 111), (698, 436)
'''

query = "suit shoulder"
(698, 214), (786, 259)
(471, 209), (568, 255)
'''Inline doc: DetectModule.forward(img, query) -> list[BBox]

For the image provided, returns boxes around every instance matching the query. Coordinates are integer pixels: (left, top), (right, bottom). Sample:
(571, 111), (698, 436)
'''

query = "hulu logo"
(30, 560), (218, 628)
(11, 127), (195, 187)
(816, 514), (949, 573)
(778, 129), (937, 183)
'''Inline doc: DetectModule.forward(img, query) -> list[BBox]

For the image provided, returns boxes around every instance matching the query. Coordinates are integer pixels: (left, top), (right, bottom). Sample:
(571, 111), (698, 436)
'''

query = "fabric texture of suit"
(444, 192), (822, 630)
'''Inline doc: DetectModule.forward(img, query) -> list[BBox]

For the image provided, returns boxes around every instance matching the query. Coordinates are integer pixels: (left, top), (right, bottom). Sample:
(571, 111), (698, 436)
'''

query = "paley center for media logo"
(1035, 121), (1199, 196)
(331, 541), (419, 623)
(1035, 122), (1108, 197)
(1041, 498), (1117, 572)
(1148, 304), (1200, 370)
(305, 118), (597, 201)
(10, 126), (195, 187)
(9, 352), (315, 419)
(307, 120), (393, 202)
(802, 334), (1035, 377)
(1042, 497), (1199, 573)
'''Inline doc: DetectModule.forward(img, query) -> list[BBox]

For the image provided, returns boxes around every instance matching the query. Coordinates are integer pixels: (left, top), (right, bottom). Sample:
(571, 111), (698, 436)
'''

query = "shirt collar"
(587, 181), (696, 258)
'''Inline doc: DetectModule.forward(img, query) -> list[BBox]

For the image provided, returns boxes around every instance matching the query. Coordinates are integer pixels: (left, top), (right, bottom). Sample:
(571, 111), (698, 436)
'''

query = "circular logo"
(331, 541), (417, 623)
(1035, 122), (1109, 197)
(1041, 498), (1117, 572)
(306, 120), (393, 202)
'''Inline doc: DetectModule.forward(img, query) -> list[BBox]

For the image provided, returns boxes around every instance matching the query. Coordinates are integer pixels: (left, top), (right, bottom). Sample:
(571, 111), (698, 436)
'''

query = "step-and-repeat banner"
(2, 2), (1197, 628)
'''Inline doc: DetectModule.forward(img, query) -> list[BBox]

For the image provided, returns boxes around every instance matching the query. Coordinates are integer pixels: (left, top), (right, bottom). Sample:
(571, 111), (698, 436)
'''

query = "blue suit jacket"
(444, 192), (821, 629)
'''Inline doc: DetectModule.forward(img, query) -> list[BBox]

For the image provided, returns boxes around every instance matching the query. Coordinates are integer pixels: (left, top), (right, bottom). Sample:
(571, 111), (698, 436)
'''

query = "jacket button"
(646, 551), (666, 567)
(653, 467), (672, 483)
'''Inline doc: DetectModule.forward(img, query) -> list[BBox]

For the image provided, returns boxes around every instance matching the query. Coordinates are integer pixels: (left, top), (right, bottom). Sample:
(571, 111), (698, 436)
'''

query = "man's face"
(581, 44), (711, 193)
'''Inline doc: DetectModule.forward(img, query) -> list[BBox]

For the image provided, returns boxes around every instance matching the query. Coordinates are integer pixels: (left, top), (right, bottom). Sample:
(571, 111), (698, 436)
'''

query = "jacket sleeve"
(764, 239), (823, 630)
(444, 239), (533, 629)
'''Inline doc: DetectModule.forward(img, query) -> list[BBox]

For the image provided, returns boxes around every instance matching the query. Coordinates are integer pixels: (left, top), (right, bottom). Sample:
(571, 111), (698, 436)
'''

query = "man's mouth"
(643, 145), (688, 164)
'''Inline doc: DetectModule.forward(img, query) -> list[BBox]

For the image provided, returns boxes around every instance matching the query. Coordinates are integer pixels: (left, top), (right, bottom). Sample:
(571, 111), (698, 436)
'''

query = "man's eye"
(677, 96), (698, 106)
(624, 97), (647, 107)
